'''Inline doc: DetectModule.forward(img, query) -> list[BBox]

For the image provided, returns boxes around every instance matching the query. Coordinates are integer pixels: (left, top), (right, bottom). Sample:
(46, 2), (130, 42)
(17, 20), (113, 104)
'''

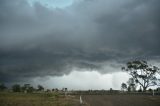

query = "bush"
(12, 84), (21, 92)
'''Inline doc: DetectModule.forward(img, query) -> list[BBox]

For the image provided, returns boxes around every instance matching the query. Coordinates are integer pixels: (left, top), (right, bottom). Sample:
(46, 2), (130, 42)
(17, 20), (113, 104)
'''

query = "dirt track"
(81, 95), (160, 106)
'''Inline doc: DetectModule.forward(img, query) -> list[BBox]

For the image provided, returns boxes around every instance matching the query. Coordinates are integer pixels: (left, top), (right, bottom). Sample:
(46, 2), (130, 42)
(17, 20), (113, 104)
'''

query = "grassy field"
(82, 95), (160, 106)
(1, 92), (160, 106)
(0, 92), (80, 106)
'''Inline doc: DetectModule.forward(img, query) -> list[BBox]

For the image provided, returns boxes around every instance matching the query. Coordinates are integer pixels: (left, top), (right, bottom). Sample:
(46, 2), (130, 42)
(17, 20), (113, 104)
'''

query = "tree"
(37, 85), (44, 91)
(122, 60), (160, 92)
(22, 84), (35, 93)
(128, 86), (131, 92)
(21, 84), (30, 92)
(121, 83), (127, 91)
(156, 87), (160, 92)
(127, 78), (137, 92)
(64, 88), (67, 92)
(138, 86), (142, 92)
(0, 83), (7, 91)
(12, 84), (21, 92)
(52, 88), (55, 92)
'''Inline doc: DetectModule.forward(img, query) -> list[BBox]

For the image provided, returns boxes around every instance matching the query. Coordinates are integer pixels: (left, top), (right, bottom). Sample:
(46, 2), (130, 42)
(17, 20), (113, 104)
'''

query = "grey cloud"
(0, 0), (160, 82)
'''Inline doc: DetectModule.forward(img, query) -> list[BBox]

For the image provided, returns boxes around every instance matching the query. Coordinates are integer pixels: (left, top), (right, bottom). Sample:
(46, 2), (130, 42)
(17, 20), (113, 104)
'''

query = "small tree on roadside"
(128, 86), (131, 92)
(127, 78), (137, 92)
(121, 83), (127, 91)
(138, 86), (142, 92)
(122, 60), (160, 92)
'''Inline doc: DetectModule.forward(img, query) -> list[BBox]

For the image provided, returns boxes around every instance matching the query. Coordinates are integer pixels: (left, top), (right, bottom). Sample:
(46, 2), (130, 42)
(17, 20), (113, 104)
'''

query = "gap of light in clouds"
(28, 0), (74, 8)
(32, 71), (130, 90)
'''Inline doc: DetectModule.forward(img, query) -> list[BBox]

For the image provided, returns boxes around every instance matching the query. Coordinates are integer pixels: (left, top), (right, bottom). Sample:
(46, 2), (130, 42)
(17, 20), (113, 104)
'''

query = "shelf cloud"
(0, 0), (160, 83)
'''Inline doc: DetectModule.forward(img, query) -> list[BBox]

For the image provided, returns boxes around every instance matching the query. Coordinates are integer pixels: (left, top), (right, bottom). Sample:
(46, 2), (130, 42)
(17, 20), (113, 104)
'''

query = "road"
(80, 95), (160, 106)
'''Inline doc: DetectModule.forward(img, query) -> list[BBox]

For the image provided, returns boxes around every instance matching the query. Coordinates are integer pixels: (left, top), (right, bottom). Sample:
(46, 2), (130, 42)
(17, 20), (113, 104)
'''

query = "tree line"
(0, 83), (65, 93)
(0, 84), (44, 92)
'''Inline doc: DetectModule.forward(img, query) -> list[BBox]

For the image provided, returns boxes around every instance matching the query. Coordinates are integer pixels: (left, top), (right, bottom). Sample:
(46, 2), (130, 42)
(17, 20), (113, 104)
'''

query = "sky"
(28, 0), (74, 8)
(0, 0), (160, 90)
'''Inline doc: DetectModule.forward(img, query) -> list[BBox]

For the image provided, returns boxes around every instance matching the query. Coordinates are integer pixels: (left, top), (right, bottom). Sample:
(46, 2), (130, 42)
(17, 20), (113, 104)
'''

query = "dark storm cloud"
(0, 0), (160, 82)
